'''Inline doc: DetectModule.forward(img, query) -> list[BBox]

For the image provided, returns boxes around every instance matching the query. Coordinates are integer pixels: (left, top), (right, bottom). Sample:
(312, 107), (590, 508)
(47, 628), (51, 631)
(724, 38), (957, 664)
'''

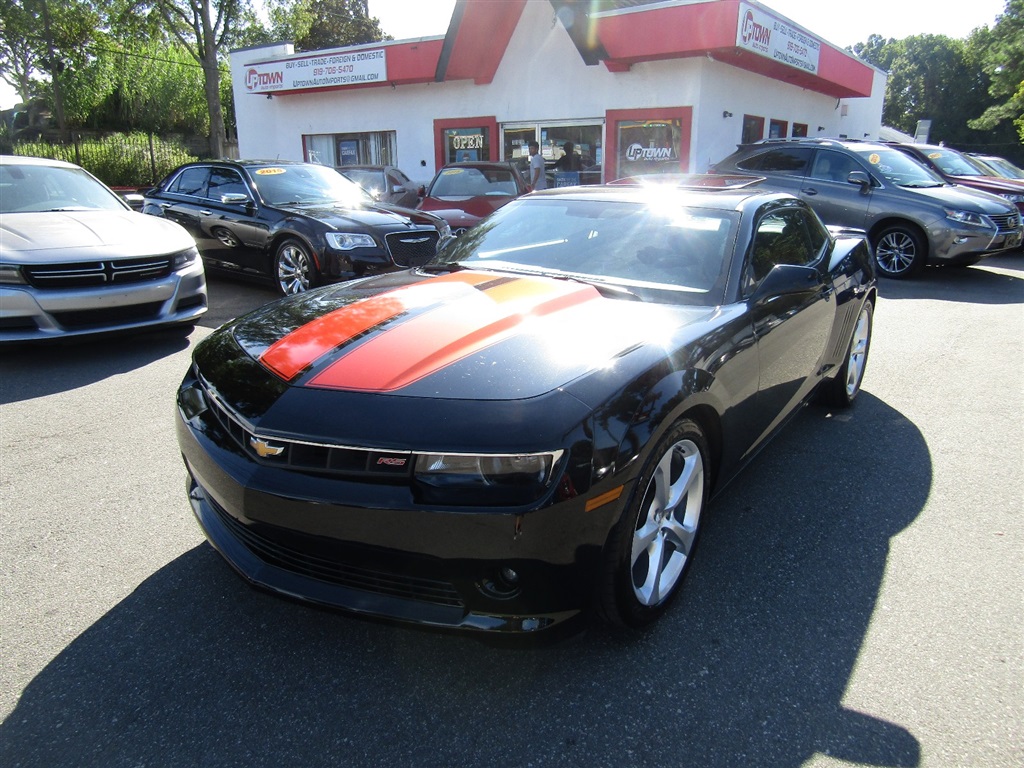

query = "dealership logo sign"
(246, 68), (283, 91)
(625, 144), (673, 162)
(740, 11), (771, 48)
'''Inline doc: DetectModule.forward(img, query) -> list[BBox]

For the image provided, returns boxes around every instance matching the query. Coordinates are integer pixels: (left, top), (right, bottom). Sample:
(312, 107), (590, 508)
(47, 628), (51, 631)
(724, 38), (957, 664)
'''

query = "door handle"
(803, 187), (818, 196)
(199, 210), (212, 216)
(158, 202), (171, 209)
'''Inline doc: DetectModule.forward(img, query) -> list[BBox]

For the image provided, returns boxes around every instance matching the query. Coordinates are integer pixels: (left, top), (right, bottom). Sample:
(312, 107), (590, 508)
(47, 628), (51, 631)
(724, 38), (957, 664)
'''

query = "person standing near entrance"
(528, 141), (546, 191)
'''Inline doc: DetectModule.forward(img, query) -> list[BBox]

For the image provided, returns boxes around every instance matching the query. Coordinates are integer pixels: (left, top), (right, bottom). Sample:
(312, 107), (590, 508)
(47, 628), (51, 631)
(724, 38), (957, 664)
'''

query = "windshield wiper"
(549, 273), (644, 302)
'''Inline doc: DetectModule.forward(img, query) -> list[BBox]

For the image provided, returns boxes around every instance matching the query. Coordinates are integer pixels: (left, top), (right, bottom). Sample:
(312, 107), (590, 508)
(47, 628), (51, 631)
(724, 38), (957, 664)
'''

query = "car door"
(799, 149), (872, 229)
(153, 166), (215, 251)
(199, 167), (269, 272)
(744, 205), (837, 451)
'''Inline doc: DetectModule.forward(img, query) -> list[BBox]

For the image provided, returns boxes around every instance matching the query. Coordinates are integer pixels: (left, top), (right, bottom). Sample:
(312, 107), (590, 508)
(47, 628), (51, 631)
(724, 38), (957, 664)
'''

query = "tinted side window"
(740, 148), (813, 175)
(207, 168), (250, 201)
(168, 167), (209, 196)
(809, 150), (862, 183)
(747, 208), (824, 286)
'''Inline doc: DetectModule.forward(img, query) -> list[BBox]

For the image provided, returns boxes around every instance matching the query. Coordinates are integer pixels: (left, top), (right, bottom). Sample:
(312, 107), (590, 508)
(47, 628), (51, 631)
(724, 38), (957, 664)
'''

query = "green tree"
(249, 0), (389, 51)
(968, 0), (1024, 144)
(141, 0), (249, 158)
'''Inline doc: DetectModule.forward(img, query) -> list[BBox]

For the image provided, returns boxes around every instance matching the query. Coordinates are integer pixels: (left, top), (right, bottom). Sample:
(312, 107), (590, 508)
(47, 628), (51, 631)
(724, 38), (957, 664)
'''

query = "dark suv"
(143, 160), (450, 294)
(710, 139), (1022, 278)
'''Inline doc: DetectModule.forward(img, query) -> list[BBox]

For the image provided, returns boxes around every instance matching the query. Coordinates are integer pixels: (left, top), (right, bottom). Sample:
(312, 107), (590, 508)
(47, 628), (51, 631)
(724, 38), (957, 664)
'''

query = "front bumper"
(927, 217), (1023, 263)
(0, 260), (207, 342)
(177, 407), (625, 637)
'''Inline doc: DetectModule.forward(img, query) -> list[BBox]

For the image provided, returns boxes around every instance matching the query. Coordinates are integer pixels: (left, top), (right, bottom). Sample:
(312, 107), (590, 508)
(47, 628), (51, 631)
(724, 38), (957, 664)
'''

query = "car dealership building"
(230, 0), (885, 186)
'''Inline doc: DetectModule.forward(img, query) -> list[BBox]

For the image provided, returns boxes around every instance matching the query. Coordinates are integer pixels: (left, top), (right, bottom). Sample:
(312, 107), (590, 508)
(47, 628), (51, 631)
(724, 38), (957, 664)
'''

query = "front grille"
(24, 256), (172, 289)
(52, 301), (164, 329)
(208, 499), (464, 607)
(200, 376), (412, 480)
(990, 213), (1021, 234)
(386, 230), (440, 267)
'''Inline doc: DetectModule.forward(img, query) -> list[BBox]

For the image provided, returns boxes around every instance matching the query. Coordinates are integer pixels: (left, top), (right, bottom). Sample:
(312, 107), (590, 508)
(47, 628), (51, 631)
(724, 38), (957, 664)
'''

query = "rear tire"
(872, 225), (925, 279)
(820, 300), (873, 408)
(598, 419), (710, 629)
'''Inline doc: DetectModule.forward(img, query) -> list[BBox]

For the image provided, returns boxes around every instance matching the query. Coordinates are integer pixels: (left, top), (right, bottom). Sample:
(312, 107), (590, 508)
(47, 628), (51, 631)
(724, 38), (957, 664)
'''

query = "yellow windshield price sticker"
(442, 168), (464, 175)
(256, 168), (286, 175)
(928, 152), (942, 159)
(868, 153), (881, 164)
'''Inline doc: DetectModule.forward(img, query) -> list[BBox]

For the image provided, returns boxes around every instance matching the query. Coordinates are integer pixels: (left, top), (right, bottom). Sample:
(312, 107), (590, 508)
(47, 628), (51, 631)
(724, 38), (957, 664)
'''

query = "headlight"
(172, 246), (200, 269)
(414, 450), (564, 505)
(944, 209), (991, 227)
(0, 264), (26, 285)
(436, 220), (452, 241)
(325, 232), (376, 250)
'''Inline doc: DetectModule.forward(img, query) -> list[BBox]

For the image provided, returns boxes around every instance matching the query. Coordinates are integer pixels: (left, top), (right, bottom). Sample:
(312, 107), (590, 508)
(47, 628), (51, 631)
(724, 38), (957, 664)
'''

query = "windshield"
(978, 156), (1024, 180)
(432, 196), (737, 306)
(922, 148), (991, 177)
(340, 168), (385, 195)
(250, 164), (373, 206)
(854, 148), (945, 188)
(0, 163), (127, 214)
(428, 167), (520, 199)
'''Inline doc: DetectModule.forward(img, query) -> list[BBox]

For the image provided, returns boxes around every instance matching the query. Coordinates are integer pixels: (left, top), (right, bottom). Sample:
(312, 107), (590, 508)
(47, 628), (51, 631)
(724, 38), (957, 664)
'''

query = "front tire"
(598, 419), (710, 629)
(274, 238), (318, 295)
(820, 300), (873, 408)
(872, 225), (925, 279)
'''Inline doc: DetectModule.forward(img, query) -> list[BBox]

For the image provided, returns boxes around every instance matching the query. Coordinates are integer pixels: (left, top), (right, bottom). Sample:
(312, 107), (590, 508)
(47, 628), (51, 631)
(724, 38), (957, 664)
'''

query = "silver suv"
(710, 139), (1023, 278)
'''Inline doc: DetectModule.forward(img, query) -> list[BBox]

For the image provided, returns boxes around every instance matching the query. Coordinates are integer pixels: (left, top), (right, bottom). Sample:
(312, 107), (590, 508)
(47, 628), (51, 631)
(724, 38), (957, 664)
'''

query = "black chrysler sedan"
(176, 179), (876, 636)
(143, 160), (449, 295)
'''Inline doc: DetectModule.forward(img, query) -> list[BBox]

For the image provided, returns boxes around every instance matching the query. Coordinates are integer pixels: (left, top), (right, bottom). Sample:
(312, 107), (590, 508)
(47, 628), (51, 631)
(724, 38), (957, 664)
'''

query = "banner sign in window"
(736, 2), (820, 75)
(244, 49), (387, 94)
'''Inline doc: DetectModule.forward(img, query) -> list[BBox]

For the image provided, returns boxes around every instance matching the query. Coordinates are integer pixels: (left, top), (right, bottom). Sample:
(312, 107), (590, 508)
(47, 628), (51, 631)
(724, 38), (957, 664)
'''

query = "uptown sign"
(736, 2), (820, 75)
(244, 48), (388, 94)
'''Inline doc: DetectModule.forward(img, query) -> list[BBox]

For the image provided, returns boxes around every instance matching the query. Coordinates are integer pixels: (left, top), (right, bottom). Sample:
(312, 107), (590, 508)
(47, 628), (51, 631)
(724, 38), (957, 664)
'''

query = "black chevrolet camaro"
(176, 179), (876, 636)
(143, 160), (449, 295)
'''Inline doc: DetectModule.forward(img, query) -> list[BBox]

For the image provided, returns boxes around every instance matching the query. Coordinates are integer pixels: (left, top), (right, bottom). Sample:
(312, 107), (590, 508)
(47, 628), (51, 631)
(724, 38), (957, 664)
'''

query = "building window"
(502, 122), (603, 185)
(769, 119), (788, 139)
(303, 131), (397, 167)
(445, 127), (489, 164)
(742, 115), (765, 144)
(792, 123), (808, 138)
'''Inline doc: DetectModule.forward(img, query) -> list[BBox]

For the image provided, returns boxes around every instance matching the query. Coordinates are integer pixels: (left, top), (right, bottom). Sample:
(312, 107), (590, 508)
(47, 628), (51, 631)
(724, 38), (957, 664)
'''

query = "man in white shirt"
(528, 141), (546, 191)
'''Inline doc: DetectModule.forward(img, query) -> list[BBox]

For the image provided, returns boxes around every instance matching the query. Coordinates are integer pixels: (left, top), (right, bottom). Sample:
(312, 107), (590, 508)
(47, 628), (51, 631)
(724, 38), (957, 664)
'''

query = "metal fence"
(10, 132), (238, 189)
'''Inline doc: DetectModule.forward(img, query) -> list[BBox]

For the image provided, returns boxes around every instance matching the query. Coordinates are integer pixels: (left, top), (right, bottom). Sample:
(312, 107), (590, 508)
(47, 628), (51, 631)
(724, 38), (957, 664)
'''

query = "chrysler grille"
(385, 230), (440, 267)
(24, 256), (172, 288)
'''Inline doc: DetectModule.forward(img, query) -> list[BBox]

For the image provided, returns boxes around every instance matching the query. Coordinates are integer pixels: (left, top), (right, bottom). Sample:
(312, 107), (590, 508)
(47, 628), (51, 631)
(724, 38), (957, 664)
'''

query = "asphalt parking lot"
(1, 255), (1021, 768)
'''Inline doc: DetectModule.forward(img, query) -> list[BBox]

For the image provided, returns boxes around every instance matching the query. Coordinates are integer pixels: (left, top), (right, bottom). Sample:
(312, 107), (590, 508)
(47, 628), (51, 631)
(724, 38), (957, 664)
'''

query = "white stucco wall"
(230, 1), (884, 183)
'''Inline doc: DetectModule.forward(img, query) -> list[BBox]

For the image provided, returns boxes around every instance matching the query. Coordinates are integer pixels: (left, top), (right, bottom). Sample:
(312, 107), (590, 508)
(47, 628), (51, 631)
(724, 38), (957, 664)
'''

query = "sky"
(0, 0), (1009, 111)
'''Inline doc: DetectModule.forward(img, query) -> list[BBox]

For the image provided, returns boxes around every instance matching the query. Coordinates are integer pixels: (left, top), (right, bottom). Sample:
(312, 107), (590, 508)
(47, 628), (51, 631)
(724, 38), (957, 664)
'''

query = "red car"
(418, 162), (528, 235)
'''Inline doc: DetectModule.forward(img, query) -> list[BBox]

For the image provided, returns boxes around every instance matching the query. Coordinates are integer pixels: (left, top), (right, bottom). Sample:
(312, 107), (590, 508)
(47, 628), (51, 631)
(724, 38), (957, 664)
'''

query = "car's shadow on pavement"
(0, 392), (927, 768)
(879, 251), (1024, 304)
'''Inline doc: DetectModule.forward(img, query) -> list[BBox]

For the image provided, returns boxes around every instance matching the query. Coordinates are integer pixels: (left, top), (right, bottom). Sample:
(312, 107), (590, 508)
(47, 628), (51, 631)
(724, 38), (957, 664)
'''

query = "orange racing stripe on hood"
(307, 277), (602, 391)
(258, 271), (496, 381)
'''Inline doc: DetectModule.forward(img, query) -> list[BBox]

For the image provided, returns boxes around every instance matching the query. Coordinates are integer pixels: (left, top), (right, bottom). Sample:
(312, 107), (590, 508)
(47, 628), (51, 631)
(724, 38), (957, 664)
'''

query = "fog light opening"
(478, 565), (522, 600)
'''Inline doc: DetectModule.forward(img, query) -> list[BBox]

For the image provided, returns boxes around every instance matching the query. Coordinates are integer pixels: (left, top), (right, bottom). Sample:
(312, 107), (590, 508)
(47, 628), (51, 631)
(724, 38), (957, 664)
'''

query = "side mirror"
(221, 193), (251, 206)
(418, 185), (426, 197)
(751, 264), (822, 304)
(847, 170), (872, 191)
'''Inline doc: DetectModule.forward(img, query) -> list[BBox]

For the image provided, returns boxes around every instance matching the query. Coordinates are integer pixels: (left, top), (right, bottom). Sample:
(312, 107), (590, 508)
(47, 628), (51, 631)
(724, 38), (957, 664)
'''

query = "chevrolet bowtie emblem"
(250, 437), (285, 458)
